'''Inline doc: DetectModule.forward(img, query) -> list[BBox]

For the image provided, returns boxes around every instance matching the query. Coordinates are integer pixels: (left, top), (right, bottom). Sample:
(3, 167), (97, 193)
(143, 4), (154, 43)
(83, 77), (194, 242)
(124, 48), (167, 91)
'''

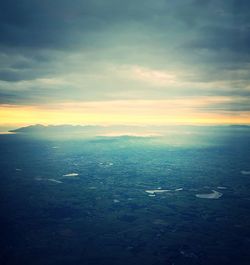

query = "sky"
(0, 0), (250, 128)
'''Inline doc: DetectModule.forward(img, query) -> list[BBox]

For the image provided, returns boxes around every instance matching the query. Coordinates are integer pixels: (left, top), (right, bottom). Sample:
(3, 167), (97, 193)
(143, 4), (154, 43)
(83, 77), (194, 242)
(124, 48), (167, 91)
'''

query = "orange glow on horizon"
(0, 100), (250, 127)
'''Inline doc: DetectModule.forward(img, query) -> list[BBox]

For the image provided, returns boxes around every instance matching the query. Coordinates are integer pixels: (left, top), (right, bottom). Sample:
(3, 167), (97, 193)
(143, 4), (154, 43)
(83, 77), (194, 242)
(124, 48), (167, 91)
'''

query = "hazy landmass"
(9, 123), (250, 136)
(10, 124), (103, 134)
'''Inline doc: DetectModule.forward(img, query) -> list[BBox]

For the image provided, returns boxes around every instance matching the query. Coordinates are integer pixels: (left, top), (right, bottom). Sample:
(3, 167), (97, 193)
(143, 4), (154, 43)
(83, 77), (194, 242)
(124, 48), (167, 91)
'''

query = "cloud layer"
(0, 0), (250, 124)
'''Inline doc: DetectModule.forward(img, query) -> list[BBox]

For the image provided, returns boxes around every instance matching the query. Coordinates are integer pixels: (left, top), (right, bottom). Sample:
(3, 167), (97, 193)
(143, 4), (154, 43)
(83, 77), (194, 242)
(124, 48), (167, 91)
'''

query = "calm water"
(0, 128), (250, 265)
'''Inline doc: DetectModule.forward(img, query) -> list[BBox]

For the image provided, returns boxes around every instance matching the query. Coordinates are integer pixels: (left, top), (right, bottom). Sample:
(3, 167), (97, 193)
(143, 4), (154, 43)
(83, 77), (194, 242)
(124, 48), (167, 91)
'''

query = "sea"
(0, 126), (250, 265)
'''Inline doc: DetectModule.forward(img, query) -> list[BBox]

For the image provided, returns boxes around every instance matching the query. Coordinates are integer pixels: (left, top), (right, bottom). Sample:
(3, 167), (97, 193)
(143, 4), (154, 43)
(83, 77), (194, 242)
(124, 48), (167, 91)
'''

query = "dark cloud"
(0, 0), (170, 49)
(186, 25), (250, 56)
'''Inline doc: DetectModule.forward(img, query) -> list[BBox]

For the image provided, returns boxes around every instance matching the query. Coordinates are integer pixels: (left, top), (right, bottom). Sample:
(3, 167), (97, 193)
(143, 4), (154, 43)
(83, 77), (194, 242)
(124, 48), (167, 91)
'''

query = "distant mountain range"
(10, 124), (102, 133)
(8, 124), (250, 144)
(9, 124), (161, 137)
(10, 124), (250, 134)
(9, 123), (250, 139)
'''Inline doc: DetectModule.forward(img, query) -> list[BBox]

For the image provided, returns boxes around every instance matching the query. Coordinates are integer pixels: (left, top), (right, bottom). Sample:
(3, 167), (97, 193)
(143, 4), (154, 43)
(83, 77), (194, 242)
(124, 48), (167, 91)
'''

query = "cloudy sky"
(0, 0), (250, 127)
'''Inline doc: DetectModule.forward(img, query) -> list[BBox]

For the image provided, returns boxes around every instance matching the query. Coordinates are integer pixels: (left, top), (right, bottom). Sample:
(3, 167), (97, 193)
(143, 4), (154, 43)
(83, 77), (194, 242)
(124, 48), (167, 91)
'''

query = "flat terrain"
(0, 128), (250, 265)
